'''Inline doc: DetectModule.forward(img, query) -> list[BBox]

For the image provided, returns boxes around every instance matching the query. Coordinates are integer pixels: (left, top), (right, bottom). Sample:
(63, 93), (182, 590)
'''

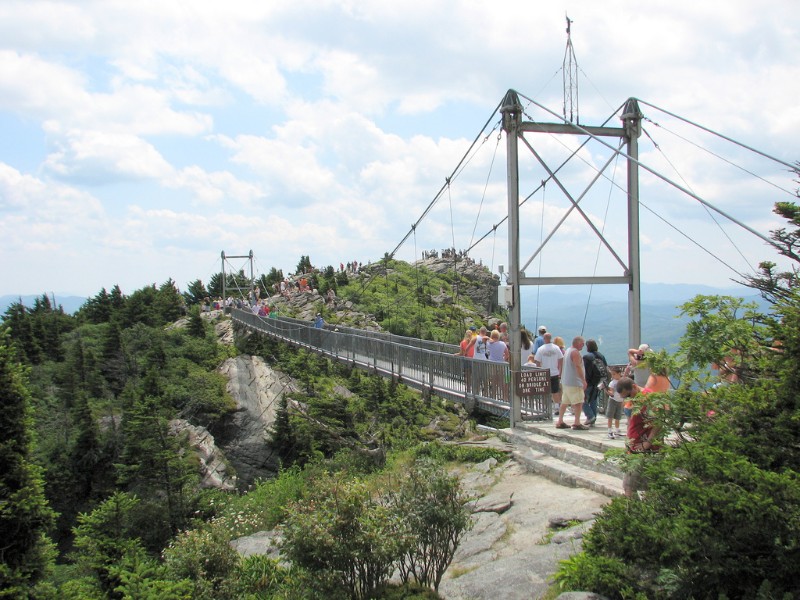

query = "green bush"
(553, 552), (642, 600)
(390, 458), (473, 592)
(162, 524), (240, 600)
(411, 440), (509, 465)
(281, 473), (404, 599)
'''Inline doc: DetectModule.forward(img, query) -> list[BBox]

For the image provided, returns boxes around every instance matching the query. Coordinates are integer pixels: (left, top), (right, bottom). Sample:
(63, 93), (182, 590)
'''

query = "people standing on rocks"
(606, 366), (625, 439)
(626, 343), (651, 387)
(533, 332), (564, 408)
(556, 336), (589, 430)
(616, 377), (659, 498)
(582, 339), (608, 427)
(314, 313), (324, 328)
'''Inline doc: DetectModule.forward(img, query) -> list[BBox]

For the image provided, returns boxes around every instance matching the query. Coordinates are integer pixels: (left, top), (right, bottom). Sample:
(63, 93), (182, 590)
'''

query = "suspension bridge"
(224, 76), (795, 425)
(231, 308), (554, 419)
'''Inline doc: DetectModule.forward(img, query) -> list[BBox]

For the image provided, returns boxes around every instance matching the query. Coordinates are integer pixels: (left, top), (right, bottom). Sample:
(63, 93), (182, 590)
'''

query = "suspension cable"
(581, 150), (621, 335)
(642, 116), (795, 197)
(387, 99), (505, 260)
(635, 98), (797, 171)
(535, 180), (546, 329)
(641, 125), (753, 269)
(515, 90), (781, 251)
(469, 132), (502, 249)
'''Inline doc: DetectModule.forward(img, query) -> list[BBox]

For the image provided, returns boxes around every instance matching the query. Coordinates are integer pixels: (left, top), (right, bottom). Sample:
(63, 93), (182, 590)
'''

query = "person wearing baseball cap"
(533, 325), (547, 354)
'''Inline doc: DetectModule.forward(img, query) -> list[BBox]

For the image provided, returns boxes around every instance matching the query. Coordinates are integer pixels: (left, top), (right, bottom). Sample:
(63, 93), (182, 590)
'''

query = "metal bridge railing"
(231, 309), (553, 419)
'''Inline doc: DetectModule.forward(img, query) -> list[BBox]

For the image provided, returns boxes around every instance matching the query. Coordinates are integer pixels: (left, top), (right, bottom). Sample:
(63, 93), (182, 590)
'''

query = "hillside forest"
(2, 199), (800, 599)
(1, 255), (507, 599)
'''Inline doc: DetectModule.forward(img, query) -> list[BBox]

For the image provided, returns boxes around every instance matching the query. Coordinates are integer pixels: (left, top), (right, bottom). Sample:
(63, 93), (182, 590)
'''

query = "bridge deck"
(231, 309), (554, 420)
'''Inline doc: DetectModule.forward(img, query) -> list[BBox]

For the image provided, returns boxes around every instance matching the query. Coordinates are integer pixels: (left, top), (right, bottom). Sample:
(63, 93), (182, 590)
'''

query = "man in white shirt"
(532, 332), (564, 412)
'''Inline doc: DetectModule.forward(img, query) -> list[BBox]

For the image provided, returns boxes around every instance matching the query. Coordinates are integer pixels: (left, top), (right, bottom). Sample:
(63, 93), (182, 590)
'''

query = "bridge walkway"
(231, 308), (554, 420)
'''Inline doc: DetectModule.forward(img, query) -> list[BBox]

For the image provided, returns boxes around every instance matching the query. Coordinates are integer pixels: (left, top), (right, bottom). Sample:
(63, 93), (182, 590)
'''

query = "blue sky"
(1, 0), (798, 298)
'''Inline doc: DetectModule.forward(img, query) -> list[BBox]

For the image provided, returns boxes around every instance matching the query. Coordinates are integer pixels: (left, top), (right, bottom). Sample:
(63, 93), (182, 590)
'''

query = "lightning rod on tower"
(562, 14), (579, 124)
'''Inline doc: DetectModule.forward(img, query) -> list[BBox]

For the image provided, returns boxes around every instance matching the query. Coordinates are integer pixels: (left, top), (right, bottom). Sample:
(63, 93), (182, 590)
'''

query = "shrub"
(390, 458), (473, 592)
(411, 440), (508, 465)
(281, 473), (405, 599)
(162, 524), (240, 600)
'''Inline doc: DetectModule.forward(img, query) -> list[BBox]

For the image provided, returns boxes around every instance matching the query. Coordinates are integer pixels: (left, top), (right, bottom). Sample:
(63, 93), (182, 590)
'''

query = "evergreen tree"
(121, 285), (159, 329)
(296, 255), (312, 274)
(186, 306), (206, 339)
(207, 273), (223, 298)
(109, 285), (125, 312)
(739, 200), (800, 303)
(0, 329), (56, 595)
(79, 288), (113, 324)
(182, 279), (208, 307)
(155, 279), (185, 324)
(101, 323), (127, 396)
(1, 302), (41, 365)
(117, 395), (198, 545)
(71, 491), (145, 595)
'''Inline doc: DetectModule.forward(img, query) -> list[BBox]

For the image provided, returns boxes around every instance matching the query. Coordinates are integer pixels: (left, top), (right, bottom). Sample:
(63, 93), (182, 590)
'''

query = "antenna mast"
(562, 15), (579, 124)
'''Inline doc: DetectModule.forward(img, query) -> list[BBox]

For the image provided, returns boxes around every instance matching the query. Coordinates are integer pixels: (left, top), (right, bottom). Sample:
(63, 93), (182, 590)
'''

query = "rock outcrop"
(416, 256), (500, 314)
(262, 288), (382, 331)
(227, 440), (609, 599)
(212, 355), (299, 487)
(170, 419), (236, 491)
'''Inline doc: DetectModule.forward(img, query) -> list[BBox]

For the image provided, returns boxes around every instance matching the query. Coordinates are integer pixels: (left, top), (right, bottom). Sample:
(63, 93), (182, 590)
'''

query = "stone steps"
(495, 421), (626, 498)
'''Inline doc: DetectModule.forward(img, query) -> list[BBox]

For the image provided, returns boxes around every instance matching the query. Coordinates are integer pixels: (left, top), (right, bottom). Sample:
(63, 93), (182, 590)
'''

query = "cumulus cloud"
(0, 0), (798, 296)
(42, 130), (174, 182)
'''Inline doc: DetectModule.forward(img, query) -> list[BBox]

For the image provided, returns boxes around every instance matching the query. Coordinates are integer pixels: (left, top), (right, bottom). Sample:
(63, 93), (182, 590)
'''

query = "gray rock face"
(212, 355), (298, 487)
(416, 257), (500, 314)
(263, 289), (382, 331)
(226, 453), (610, 599)
(437, 458), (609, 600)
(169, 419), (236, 491)
(229, 530), (283, 561)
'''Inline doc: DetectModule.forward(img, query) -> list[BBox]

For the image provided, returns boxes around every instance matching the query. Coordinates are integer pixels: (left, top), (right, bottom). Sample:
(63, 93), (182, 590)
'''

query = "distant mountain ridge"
(1, 281), (764, 364)
(519, 283), (764, 364)
(0, 294), (88, 316)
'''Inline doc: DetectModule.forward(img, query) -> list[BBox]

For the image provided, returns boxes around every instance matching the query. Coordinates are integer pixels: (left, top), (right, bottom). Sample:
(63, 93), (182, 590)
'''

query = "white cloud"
(167, 166), (265, 206)
(42, 129), (174, 182)
(0, 0), (798, 296)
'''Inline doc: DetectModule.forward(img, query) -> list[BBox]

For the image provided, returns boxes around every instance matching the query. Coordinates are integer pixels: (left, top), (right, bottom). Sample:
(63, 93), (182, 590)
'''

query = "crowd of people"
(421, 247), (482, 266)
(454, 324), (678, 497)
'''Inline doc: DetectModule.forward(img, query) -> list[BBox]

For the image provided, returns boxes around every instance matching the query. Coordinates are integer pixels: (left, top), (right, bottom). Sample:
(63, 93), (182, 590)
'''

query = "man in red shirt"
(616, 377), (660, 498)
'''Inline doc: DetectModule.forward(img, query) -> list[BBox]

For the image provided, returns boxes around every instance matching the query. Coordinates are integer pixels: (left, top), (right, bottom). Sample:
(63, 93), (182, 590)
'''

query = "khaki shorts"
(562, 385), (584, 406)
(607, 400), (623, 420)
